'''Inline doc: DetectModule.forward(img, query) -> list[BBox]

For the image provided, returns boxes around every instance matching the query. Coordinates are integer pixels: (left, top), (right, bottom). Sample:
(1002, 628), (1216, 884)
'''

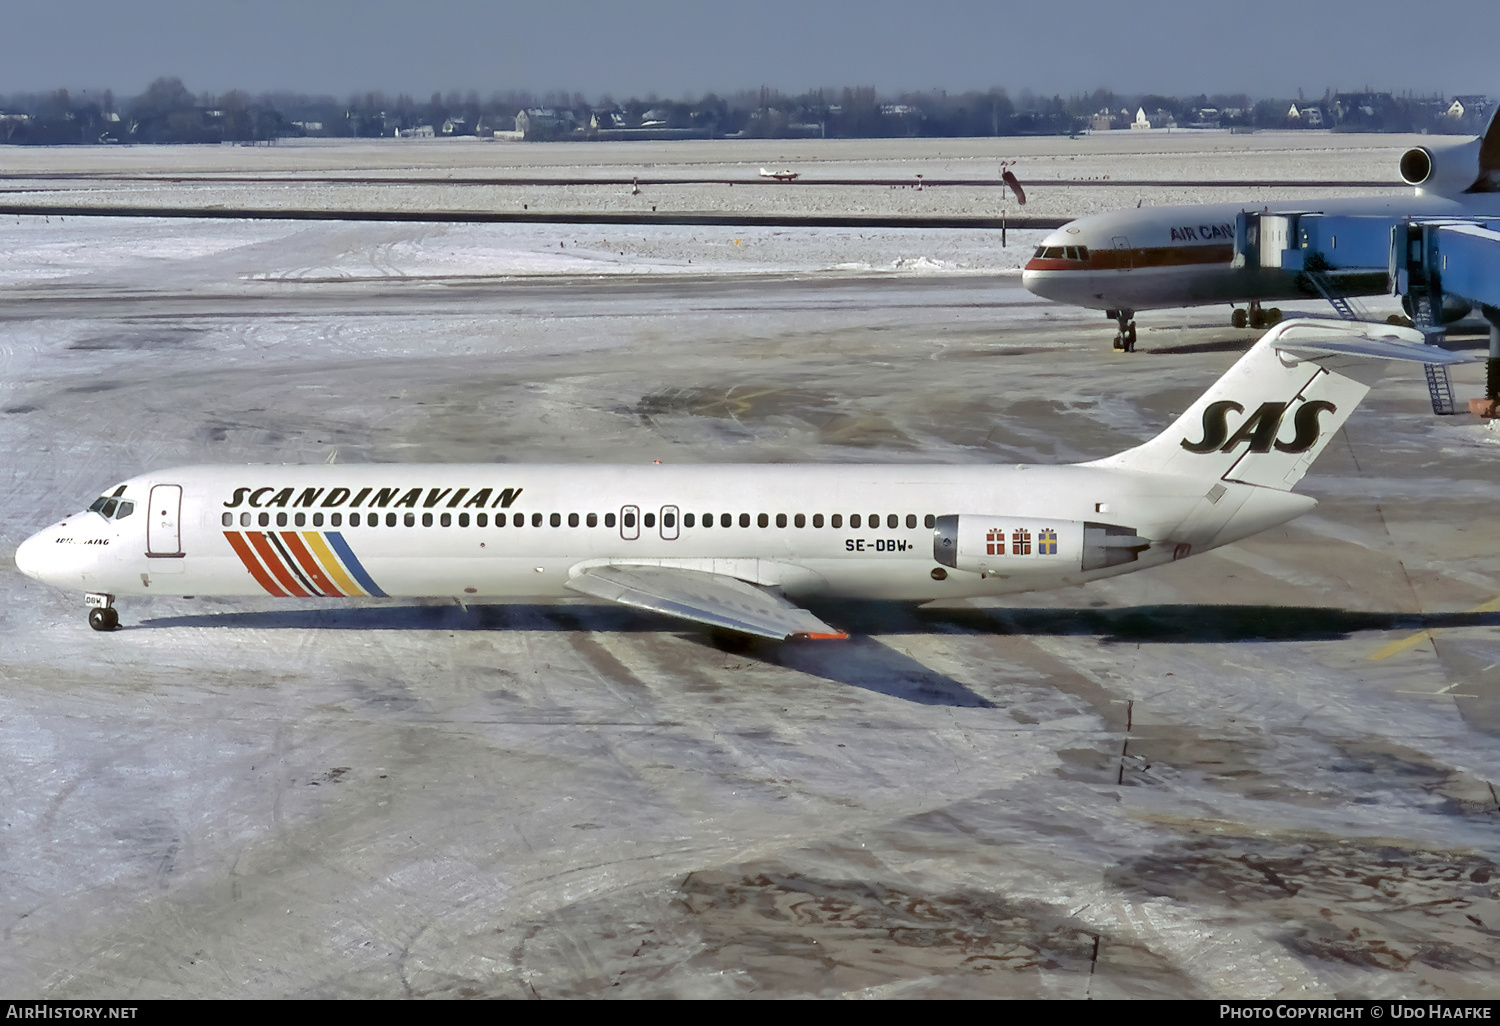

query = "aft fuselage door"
(620, 505), (640, 540)
(1112, 236), (1132, 271)
(660, 505), (679, 540)
(146, 484), (184, 557)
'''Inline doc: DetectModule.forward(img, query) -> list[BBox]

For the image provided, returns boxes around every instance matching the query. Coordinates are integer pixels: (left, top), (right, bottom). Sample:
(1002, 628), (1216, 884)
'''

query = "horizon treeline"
(0, 77), (1486, 144)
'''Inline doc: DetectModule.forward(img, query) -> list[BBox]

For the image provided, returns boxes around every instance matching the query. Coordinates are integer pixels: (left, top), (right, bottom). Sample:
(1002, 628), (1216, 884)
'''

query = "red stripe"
(279, 532), (343, 596)
(1026, 244), (1233, 272)
(223, 532), (288, 597)
(246, 531), (311, 597)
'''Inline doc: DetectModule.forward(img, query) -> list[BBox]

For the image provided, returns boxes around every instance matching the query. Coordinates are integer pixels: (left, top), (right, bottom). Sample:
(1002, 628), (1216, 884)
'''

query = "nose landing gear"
(85, 593), (118, 632)
(1106, 309), (1137, 351)
(1232, 302), (1281, 329)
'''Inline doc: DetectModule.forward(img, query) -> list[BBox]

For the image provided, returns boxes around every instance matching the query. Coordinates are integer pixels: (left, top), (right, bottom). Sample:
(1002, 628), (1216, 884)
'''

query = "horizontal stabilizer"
(565, 563), (845, 641)
(1271, 332), (1470, 366)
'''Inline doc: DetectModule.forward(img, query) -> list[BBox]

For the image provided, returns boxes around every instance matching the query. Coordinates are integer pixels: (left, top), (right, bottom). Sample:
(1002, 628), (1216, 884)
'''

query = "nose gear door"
(147, 484), (184, 557)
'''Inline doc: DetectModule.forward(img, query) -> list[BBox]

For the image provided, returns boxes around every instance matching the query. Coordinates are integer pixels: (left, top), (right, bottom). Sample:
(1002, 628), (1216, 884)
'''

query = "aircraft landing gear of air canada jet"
(1234, 302), (1282, 330)
(85, 593), (118, 632)
(1106, 309), (1137, 352)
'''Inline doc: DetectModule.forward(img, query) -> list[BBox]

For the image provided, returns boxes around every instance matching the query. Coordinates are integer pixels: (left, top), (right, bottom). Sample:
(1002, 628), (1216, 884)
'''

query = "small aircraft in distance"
(16, 321), (1462, 639)
(759, 167), (800, 182)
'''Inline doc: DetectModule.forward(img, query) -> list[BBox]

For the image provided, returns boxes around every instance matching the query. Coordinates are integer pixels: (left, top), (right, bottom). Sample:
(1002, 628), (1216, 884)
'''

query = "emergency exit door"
(147, 484), (184, 557)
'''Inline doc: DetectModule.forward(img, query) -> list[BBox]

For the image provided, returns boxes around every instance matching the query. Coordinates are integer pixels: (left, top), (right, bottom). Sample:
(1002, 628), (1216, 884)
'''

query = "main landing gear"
(1231, 301), (1282, 329)
(1106, 309), (1137, 352)
(86, 593), (118, 632)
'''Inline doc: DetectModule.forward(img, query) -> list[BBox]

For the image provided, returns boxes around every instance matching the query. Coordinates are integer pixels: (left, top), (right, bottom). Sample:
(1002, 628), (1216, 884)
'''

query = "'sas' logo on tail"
(1181, 400), (1338, 454)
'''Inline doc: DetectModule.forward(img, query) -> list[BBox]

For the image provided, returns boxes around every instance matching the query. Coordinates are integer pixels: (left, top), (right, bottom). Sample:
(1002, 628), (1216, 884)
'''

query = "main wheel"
(1249, 308), (1266, 328)
(1231, 308), (1248, 328)
(1125, 322), (1137, 351)
(88, 607), (118, 632)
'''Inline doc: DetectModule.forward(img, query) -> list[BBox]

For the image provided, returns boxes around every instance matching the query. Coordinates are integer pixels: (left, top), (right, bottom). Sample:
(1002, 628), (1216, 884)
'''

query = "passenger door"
(146, 483), (184, 557)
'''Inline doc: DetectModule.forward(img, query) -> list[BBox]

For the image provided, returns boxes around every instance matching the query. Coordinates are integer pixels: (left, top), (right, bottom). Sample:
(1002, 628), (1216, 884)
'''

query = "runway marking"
(1367, 595), (1500, 661)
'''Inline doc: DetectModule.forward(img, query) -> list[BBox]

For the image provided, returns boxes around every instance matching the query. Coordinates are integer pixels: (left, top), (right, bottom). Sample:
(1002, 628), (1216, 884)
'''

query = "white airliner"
(1023, 114), (1500, 350)
(14, 321), (1463, 639)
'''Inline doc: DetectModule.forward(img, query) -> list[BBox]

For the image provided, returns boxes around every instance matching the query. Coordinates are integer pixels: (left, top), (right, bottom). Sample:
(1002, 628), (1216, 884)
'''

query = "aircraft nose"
(14, 530), (49, 582)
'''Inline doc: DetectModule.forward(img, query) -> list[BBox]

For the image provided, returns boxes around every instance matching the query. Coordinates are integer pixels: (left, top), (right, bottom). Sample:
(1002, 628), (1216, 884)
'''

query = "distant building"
(1131, 107), (1151, 130)
(1448, 95), (1490, 121)
(515, 108), (578, 140)
(397, 125), (435, 139)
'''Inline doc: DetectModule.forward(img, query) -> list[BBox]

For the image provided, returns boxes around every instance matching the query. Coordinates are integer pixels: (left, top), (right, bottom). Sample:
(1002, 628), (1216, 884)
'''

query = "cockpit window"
(88, 495), (134, 520)
(1042, 246), (1064, 258)
(1033, 246), (1046, 258)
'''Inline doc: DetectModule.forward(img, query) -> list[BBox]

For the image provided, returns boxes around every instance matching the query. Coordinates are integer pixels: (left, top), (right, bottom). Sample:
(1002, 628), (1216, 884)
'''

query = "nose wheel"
(86, 593), (118, 631)
(1108, 309), (1137, 352)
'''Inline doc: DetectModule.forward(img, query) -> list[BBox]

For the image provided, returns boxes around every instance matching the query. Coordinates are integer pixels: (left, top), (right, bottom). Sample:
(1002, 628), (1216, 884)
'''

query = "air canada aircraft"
(1022, 112), (1500, 350)
(15, 321), (1464, 640)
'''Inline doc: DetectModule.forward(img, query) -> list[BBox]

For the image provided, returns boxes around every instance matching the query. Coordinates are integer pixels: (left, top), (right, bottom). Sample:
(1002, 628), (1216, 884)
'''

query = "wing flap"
(565, 563), (845, 640)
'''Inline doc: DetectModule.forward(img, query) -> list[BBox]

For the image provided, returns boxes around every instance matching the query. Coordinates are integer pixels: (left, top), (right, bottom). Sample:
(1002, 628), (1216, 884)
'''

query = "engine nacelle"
(932, 515), (1149, 575)
(1398, 138), (1483, 196)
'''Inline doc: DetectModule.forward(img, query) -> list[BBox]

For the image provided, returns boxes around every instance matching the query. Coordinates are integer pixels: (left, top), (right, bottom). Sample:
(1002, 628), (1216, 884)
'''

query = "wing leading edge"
(564, 563), (846, 640)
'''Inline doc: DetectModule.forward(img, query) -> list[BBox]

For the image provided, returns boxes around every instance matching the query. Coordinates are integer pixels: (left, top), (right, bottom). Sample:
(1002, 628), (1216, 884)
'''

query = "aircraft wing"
(564, 563), (846, 640)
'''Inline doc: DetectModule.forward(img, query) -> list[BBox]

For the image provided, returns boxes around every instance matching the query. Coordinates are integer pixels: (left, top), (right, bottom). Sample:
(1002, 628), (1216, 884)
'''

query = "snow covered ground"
(0, 136), (1497, 999)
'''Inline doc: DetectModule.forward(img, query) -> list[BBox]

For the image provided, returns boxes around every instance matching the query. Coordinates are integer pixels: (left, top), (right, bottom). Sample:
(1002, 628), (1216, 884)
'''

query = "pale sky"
(3, 0), (1496, 100)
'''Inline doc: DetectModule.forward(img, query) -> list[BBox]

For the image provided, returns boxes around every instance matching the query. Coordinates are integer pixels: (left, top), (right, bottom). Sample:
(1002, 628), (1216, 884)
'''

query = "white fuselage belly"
(27, 463), (1209, 603)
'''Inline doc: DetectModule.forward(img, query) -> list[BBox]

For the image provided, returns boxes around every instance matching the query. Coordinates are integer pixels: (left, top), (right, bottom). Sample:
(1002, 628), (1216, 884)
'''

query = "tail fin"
(1090, 319), (1467, 491)
(1474, 104), (1500, 193)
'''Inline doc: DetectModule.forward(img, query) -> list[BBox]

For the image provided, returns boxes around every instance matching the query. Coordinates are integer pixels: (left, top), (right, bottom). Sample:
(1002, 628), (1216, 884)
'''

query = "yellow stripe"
(1367, 595), (1500, 661)
(303, 532), (365, 597)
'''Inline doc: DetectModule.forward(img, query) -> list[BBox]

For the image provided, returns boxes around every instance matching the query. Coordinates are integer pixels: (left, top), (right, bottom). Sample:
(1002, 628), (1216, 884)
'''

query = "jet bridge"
(1392, 219), (1500, 409)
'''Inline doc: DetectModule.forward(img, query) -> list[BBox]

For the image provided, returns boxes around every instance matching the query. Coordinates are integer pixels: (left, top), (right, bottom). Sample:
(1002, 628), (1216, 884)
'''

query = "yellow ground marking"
(1368, 595), (1500, 661)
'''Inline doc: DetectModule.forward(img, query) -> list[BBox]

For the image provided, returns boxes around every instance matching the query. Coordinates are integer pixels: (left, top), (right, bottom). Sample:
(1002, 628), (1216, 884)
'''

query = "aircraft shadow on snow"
(140, 602), (1500, 645)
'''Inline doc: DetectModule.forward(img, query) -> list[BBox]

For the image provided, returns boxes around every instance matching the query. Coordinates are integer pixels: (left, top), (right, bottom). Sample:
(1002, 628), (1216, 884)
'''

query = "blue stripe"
(325, 531), (387, 597)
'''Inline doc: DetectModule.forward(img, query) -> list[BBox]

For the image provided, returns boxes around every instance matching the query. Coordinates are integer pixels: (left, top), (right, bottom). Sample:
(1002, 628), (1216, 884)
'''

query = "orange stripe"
(1026, 244), (1234, 272)
(279, 531), (343, 596)
(246, 531), (310, 597)
(223, 531), (288, 596)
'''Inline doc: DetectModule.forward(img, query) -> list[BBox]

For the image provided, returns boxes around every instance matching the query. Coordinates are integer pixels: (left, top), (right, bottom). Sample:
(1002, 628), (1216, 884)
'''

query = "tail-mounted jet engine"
(932, 515), (1150, 575)
(1399, 138), (1497, 196)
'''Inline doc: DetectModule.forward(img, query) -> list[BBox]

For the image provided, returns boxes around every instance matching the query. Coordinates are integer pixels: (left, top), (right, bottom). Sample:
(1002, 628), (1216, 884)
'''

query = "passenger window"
(794, 513), (805, 528)
(276, 512), (288, 527)
(757, 513), (769, 528)
(441, 513), (451, 527)
(531, 513), (542, 527)
(295, 512), (306, 527)
(905, 514), (917, 529)
(405, 513), (416, 527)
(241, 512), (251, 526)
(422, 513), (433, 527)
(458, 513), (468, 527)
(312, 512), (324, 527)
(684, 513), (695, 528)
(721, 513), (731, 527)
(924, 514), (935, 528)
(260, 512), (270, 527)
(587, 513), (597, 528)
(870, 513), (879, 528)
(623, 511), (636, 528)
(550, 513), (561, 527)
(850, 514), (861, 528)
(568, 513), (579, 527)
(514, 513), (523, 527)
(831, 514), (842, 528)
(331, 513), (341, 527)
(739, 513), (750, 528)
(663, 512), (675, 528)
(644, 512), (656, 528)
(605, 512), (616, 528)
(775, 513), (787, 528)
(812, 514), (823, 528)
(115, 501), (133, 519)
(887, 514), (898, 529)
(350, 512), (361, 527)
(386, 513), (397, 527)
(476, 513), (487, 527)
(222, 512), (232, 527)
